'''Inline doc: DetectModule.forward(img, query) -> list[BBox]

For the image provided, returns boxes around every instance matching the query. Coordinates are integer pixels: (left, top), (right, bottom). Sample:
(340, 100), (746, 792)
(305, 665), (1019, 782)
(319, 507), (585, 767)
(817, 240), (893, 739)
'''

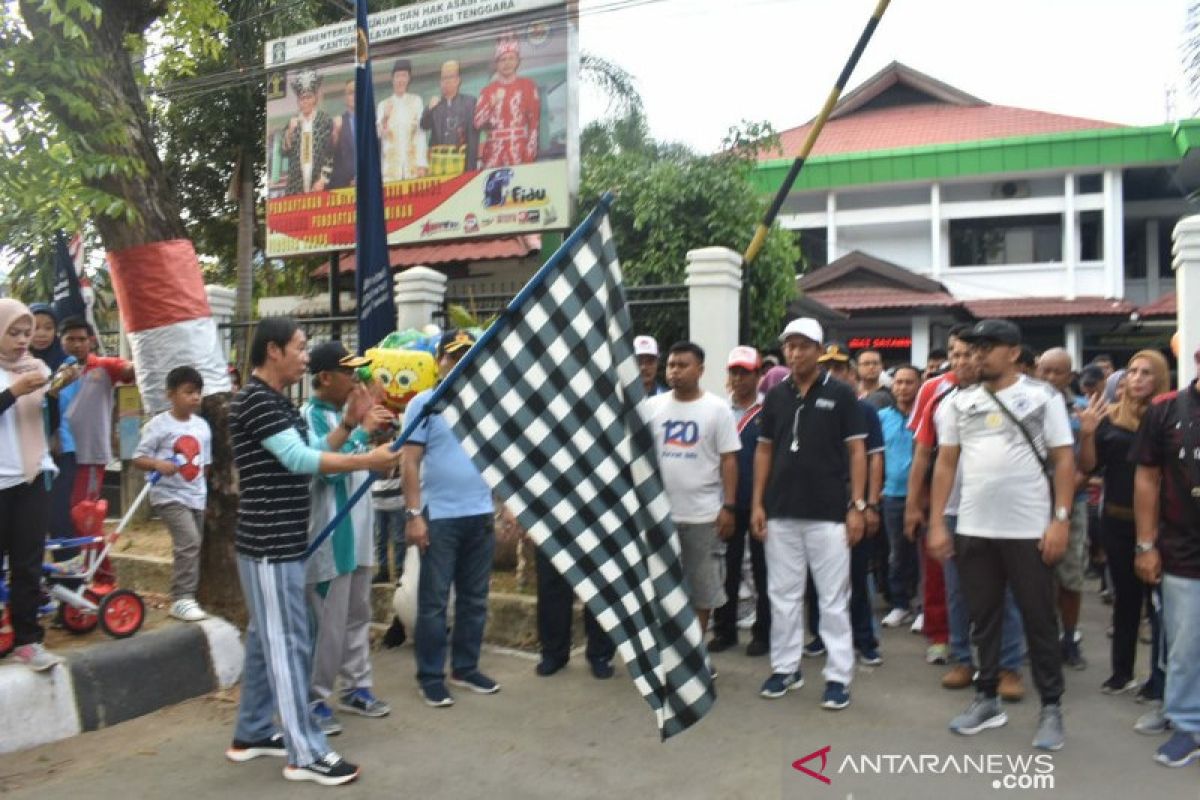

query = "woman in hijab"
(0, 298), (64, 671)
(28, 303), (67, 371)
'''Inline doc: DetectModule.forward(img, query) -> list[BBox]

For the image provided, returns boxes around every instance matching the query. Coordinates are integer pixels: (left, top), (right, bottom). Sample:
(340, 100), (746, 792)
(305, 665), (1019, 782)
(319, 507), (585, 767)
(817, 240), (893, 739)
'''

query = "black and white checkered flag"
(433, 198), (715, 739)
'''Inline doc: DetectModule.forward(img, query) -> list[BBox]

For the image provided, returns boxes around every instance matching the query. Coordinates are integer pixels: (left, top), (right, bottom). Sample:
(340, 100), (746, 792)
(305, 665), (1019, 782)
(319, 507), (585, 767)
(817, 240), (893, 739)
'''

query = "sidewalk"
(0, 585), (1194, 799)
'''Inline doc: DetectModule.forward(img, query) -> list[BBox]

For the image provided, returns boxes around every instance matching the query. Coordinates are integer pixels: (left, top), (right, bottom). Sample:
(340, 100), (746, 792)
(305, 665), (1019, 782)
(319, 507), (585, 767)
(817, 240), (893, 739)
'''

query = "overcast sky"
(578, 0), (1195, 152)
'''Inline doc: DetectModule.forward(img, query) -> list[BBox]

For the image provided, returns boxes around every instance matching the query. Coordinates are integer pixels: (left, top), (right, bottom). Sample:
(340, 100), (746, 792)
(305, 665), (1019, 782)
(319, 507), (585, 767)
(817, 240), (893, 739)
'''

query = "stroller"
(0, 485), (148, 657)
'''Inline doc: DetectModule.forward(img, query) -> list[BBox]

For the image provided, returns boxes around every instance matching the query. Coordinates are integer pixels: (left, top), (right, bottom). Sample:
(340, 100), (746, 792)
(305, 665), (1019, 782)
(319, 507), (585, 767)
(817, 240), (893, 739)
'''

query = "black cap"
(309, 340), (370, 374)
(817, 342), (851, 364)
(436, 328), (476, 359)
(960, 319), (1021, 346)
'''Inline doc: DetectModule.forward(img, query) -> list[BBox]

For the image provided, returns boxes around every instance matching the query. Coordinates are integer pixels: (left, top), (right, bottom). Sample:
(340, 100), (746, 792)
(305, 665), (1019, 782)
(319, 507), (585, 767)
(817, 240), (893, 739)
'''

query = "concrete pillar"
(1063, 174), (1077, 301)
(826, 192), (838, 264)
(1172, 215), (1200, 387)
(1065, 323), (1084, 370)
(394, 265), (447, 331)
(1103, 169), (1125, 299)
(685, 247), (742, 396)
(205, 285), (237, 359)
(910, 315), (931, 368)
(929, 184), (943, 280)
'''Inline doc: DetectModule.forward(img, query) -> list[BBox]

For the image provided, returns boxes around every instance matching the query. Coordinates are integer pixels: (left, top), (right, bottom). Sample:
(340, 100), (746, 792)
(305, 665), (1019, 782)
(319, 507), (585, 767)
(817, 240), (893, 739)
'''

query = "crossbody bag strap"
(983, 386), (1055, 513)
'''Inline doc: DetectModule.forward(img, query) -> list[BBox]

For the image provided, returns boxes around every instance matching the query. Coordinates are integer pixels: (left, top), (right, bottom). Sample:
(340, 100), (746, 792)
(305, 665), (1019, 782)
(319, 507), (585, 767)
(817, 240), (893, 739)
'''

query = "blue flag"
(51, 231), (85, 322)
(354, 0), (397, 352)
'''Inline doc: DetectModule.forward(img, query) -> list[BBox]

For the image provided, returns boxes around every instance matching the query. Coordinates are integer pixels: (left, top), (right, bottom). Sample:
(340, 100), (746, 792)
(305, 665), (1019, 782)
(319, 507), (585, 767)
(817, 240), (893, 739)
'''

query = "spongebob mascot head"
(362, 331), (439, 414)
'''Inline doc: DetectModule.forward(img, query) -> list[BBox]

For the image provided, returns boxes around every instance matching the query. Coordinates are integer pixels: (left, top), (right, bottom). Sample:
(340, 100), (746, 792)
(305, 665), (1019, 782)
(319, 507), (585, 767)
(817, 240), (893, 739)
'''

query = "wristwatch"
(1053, 506), (1069, 523)
(1134, 541), (1156, 555)
(848, 499), (867, 513)
(404, 508), (423, 520)
(721, 504), (737, 513)
(340, 419), (355, 433)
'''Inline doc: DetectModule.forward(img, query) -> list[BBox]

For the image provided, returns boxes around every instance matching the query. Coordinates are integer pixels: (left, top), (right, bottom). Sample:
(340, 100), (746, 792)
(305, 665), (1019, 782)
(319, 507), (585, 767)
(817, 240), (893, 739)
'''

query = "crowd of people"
(3, 298), (1199, 786)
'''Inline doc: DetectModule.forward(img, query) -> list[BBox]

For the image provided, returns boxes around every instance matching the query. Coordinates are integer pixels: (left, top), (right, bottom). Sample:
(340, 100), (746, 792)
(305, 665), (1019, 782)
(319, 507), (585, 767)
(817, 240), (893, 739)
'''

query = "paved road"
(0, 586), (1195, 800)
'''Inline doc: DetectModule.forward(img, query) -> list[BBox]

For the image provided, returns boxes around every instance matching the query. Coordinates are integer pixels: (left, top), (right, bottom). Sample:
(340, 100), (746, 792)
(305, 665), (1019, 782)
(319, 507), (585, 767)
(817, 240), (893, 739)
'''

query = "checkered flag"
(433, 200), (715, 739)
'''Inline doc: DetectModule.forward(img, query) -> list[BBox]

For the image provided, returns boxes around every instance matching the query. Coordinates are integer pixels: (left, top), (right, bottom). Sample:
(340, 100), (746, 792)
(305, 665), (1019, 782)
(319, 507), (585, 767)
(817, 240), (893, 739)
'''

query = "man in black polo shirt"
(751, 318), (867, 710)
(225, 318), (397, 787)
(1132, 345), (1200, 767)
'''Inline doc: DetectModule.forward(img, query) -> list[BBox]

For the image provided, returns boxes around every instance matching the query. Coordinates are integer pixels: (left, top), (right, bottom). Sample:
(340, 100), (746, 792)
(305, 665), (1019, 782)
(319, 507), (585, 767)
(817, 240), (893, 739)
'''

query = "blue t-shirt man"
(403, 388), (492, 520)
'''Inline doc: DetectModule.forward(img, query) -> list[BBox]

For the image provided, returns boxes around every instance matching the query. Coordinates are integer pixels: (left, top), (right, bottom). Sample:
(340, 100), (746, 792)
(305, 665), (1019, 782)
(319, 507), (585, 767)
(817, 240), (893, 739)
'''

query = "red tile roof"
(1138, 292), (1176, 317)
(964, 296), (1136, 319)
(311, 235), (541, 277)
(807, 287), (961, 312)
(763, 104), (1121, 161)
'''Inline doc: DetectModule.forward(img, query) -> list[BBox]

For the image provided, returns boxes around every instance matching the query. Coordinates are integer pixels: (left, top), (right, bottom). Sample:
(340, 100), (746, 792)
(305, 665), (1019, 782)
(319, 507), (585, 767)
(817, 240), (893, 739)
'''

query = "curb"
(0, 617), (242, 755)
(111, 552), (552, 650)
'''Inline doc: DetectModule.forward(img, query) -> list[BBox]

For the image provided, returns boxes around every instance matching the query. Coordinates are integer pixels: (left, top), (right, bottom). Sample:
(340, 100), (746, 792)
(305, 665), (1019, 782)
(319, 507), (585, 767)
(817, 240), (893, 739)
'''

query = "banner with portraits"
(264, 0), (572, 257)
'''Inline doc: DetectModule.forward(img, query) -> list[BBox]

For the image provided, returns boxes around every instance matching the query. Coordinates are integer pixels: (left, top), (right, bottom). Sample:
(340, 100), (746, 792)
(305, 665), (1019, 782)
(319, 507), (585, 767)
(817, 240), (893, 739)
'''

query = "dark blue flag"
(354, 0), (397, 352)
(51, 231), (86, 322)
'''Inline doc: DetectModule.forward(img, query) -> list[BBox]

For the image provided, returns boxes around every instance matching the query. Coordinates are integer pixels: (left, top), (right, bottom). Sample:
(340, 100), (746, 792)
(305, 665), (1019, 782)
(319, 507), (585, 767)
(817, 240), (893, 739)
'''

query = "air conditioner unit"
(991, 180), (1030, 199)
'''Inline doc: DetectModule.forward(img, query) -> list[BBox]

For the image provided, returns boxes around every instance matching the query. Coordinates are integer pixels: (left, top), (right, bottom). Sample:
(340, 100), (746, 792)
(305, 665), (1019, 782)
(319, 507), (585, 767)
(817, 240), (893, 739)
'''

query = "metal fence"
(217, 316), (359, 406)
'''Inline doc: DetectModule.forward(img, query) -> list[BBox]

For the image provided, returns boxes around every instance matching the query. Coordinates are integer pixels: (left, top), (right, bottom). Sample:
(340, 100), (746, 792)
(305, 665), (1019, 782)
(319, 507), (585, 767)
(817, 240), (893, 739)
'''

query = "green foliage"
(579, 115), (798, 351)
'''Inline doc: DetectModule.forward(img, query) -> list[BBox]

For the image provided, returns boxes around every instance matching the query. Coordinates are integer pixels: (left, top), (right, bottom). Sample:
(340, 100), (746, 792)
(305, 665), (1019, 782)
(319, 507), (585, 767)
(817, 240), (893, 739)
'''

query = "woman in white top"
(0, 298), (64, 671)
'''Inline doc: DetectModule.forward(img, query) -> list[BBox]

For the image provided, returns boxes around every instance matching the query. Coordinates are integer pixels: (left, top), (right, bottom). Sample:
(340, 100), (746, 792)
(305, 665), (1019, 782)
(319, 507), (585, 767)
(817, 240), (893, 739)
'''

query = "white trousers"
(765, 518), (853, 685)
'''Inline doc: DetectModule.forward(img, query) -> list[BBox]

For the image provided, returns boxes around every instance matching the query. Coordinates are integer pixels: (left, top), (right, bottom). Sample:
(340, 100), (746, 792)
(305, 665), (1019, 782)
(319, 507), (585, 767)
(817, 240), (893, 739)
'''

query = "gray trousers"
(308, 566), (374, 702)
(155, 502), (203, 600)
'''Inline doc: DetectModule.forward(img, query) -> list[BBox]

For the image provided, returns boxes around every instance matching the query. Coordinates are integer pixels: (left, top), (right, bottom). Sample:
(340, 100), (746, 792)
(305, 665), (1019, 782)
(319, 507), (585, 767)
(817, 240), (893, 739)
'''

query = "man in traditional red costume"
(473, 34), (541, 168)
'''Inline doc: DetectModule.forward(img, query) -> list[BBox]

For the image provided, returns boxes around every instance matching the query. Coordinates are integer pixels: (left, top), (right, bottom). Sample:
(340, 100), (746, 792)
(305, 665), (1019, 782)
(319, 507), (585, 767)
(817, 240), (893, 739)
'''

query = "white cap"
(778, 317), (824, 345)
(726, 346), (761, 370)
(633, 335), (659, 357)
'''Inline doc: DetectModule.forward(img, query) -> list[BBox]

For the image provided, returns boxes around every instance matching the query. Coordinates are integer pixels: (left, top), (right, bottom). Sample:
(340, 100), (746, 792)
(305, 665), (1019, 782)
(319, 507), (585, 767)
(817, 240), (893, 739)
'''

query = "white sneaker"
(170, 598), (208, 622)
(881, 608), (913, 628)
(13, 643), (64, 672)
(910, 613), (925, 634)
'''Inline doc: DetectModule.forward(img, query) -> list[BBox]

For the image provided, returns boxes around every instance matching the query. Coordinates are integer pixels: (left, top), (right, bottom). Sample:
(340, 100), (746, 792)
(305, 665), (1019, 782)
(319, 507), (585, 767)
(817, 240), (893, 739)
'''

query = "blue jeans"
(882, 496), (917, 610)
(942, 515), (1025, 670)
(375, 509), (406, 577)
(1162, 574), (1200, 733)
(414, 513), (495, 687)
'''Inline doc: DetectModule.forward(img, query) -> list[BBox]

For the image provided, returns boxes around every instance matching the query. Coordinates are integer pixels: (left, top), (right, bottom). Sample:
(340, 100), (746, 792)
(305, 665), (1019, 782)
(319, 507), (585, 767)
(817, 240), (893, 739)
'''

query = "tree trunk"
(20, 0), (245, 622)
(198, 392), (245, 626)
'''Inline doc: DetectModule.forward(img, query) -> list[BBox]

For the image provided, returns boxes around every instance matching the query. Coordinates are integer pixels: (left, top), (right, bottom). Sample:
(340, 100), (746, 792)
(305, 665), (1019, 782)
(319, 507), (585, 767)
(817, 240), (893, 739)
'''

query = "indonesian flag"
(106, 239), (231, 414)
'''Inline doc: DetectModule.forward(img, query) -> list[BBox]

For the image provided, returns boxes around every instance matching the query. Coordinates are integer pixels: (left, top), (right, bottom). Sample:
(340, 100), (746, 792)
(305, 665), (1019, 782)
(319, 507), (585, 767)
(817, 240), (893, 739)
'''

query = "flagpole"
(306, 192), (616, 559)
(741, 0), (890, 266)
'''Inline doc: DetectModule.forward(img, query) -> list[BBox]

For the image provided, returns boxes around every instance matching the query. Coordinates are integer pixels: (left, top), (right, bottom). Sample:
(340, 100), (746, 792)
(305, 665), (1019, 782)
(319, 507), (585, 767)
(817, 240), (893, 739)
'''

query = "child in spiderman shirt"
(133, 366), (212, 622)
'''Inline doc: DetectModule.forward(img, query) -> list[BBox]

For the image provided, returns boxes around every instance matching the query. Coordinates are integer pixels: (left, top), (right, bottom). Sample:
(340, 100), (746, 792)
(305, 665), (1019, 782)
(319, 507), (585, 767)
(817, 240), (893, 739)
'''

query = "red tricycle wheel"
(60, 601), (99, 634)
(0, 608), (13, 658)
(99, 589), (144, 639)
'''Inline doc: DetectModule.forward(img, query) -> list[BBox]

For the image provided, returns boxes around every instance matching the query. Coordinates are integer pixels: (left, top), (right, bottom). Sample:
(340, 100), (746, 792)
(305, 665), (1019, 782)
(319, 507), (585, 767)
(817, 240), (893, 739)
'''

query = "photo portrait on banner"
(264, 0), (571, 257)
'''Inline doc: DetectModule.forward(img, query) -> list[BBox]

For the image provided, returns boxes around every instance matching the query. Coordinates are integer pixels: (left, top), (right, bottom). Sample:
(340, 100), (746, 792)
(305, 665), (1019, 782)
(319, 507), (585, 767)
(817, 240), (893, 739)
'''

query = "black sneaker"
(745, 639), (769, 657)
(707, 635), (736, 653)
(225, 732), (286, 762)
(1061, 637), (1087, 671)
(283, 752), (360, 786)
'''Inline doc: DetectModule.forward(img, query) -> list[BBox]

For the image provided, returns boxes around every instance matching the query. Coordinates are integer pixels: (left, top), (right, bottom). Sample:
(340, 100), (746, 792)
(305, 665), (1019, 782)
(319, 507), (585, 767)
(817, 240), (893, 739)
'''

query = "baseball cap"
(960, 319), (1021, 346)
(309, 341), (370, 374)
(437, 328), (476, 358)
(726, 346), (761, 371)
(817, 342), (851, 364)
(778, 317), (824, 345)
(633, 335), (659, 357)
